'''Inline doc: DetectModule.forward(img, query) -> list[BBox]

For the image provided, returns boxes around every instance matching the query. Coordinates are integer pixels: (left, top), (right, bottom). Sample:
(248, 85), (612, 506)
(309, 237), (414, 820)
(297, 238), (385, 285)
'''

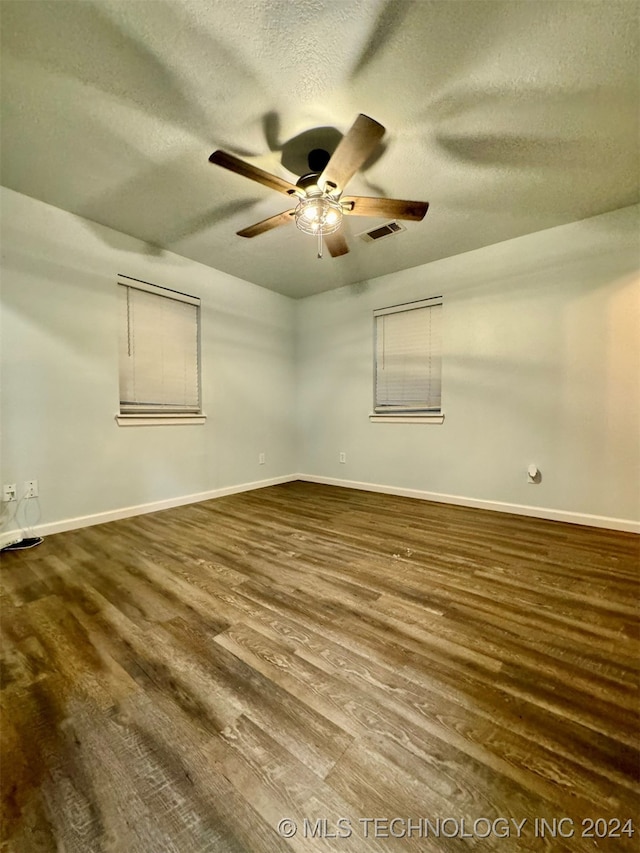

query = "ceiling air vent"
(358, 220), (406, 243)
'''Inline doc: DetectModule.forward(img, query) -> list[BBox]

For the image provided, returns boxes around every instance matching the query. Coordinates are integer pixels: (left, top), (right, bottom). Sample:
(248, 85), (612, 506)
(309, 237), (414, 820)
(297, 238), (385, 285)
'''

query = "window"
(372, 297), (443, 423)
(116, 275), (204, 425)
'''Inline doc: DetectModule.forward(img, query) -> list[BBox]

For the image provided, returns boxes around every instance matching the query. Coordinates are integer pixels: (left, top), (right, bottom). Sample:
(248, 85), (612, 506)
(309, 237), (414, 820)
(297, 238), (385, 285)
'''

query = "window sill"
(369, 413), (444, 424)
(116, 414), (206, 427)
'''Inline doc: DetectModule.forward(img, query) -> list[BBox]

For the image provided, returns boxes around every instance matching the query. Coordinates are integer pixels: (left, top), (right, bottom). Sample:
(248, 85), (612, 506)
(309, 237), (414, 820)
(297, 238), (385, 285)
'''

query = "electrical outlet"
(3, 484), (16, 502)
(527, 464), (540, 484)
(259, 453), (266, 465)
(24, 480), (39, 498)
(339, 452), (346, 464)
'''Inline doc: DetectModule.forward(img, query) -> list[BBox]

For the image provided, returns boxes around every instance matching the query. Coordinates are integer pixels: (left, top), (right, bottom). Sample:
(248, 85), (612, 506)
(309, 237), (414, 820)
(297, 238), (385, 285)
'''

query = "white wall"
(296, 205), (640, 528)
(2, 189), (638, 538)
(0, 188), (296, 539)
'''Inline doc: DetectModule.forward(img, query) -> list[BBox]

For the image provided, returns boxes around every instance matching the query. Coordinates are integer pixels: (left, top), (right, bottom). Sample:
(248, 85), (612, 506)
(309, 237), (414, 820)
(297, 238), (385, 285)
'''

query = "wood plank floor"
(1, 481), (638, 852)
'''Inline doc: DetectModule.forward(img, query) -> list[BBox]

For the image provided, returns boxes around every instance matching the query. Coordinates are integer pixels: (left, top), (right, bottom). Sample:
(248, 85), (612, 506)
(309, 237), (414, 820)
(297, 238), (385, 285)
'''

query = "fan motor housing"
(296, 172), (323, 191)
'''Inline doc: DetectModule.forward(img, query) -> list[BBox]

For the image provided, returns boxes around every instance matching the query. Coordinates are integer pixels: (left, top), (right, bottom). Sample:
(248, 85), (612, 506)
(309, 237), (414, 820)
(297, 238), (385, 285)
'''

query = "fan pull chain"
(317, 228), (323, 259)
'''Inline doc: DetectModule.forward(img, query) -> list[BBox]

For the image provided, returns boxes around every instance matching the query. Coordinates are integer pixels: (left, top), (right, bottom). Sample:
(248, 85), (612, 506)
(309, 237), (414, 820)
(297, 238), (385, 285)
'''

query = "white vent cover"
(359, 220), (406, 243)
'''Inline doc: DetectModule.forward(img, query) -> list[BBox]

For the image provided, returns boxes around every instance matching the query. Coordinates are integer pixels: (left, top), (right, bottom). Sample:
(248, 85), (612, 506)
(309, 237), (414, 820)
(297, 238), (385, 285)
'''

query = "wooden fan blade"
(209, 150), (299, 196)
(319, 114), (385, 193)
(237, 209), (295, 238)
(324, 231), (350, 257)
(342, 196), (429, 221)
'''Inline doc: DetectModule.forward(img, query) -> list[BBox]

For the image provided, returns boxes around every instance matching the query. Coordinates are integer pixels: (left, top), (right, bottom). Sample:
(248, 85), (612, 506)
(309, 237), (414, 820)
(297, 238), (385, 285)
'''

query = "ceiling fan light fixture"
(294, 195), (343, 236)
(209, 114), (429, 259)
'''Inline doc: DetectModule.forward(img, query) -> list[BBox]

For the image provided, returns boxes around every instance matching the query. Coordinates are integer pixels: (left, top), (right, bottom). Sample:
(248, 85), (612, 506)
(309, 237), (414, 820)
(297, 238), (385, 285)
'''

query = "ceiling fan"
(208, 114), (429, 258)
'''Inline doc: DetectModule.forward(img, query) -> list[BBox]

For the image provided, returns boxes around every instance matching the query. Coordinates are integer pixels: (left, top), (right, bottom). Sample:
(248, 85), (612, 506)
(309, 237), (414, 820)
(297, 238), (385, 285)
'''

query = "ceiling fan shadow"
(436, 132), (593, 169)
(262, 111), (282, 153)
(0, 1), (210, 141)
(164, 199), (262, 244)
(206, 111), (288, 165)
(430, 84), (639, 166)
(350, 0), (414, 79)
(77, 150), (258, 253)
(280, 127), (342, 176)
(279, 125), (388, 189)
(221, 112), (340, 174)
(1, 0), (265, 149)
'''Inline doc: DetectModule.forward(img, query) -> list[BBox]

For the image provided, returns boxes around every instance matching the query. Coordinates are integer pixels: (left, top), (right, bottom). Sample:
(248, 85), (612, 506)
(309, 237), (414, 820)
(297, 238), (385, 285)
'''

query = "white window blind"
(374, 298), (442, 413)
(118, 277), (201, 414)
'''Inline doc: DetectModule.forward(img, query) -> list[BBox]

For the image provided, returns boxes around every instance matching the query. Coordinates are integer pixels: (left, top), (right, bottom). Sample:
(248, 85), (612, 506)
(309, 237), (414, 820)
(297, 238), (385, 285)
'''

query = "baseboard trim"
(0, 532), (24, 551)
(2, 473), (636, 543)
(0, 475), (298, 544)
(296, 474), (640, 534)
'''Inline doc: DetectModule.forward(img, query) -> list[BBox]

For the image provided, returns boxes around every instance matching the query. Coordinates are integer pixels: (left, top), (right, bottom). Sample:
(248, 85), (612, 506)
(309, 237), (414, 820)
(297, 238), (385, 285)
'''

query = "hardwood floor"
(1, 481), (638, 852)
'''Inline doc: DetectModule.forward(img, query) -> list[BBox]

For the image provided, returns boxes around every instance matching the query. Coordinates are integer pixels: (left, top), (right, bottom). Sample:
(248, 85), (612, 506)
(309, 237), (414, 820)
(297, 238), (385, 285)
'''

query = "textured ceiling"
(1, 0), (639, 298)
